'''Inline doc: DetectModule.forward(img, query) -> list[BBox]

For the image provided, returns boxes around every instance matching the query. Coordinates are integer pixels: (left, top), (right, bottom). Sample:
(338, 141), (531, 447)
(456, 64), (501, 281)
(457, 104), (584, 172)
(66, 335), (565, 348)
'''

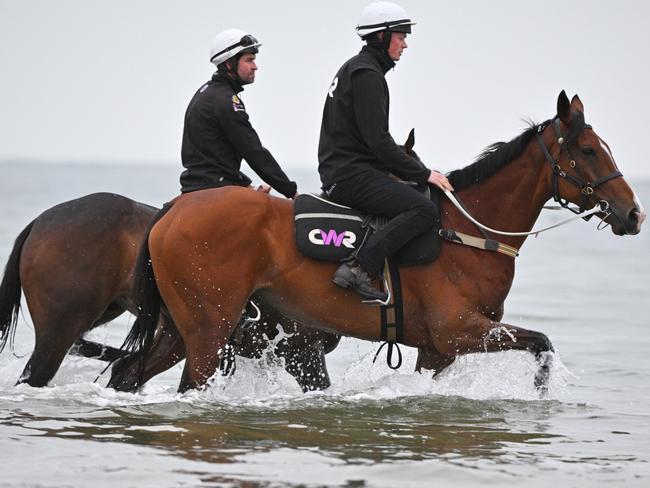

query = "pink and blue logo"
(308, 229), (356, 248)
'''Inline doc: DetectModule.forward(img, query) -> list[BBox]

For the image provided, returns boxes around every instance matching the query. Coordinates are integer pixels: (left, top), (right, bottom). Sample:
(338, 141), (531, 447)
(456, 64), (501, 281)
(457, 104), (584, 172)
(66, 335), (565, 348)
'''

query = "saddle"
(294, 186), (442, 267)
(294, 184), (518, 370)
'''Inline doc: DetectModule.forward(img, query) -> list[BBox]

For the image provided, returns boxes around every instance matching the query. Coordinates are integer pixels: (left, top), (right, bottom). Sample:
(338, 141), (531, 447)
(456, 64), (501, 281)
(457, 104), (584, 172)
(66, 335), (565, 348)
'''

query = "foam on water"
(0, 329), (573, 410)
(1, 167), (648, 487)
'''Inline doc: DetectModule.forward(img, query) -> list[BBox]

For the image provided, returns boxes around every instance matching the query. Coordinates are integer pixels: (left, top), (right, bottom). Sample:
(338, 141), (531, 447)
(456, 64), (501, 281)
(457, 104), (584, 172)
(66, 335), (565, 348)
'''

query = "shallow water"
(1, 163), (649, 487)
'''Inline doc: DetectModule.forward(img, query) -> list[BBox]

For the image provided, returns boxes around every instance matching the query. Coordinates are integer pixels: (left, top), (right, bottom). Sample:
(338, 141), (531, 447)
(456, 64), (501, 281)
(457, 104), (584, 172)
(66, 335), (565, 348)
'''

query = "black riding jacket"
(180, 73), (297, 198)
(318, 45), (430, 188)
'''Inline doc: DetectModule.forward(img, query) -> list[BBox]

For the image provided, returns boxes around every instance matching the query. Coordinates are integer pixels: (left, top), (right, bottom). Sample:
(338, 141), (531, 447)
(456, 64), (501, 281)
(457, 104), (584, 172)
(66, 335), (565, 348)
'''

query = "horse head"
(548, 90), (645, 235)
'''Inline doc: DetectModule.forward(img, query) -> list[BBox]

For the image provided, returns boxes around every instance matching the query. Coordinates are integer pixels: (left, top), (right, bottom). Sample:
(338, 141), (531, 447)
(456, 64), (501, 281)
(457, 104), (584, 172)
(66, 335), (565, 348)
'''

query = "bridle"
(535, 117), (623, 220)
(443, 115), (626, 238)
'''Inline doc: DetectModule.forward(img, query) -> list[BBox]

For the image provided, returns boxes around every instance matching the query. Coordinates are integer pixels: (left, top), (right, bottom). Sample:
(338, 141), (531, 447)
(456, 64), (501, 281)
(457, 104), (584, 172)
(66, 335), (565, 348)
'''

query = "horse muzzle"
(607, 205), (645, 235)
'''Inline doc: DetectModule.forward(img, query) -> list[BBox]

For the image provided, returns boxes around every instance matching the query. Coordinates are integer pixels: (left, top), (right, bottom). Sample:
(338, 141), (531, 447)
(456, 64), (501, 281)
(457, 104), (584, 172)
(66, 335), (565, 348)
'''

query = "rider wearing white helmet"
(318, 2), (453, 300)
(180, 29), (297, 199)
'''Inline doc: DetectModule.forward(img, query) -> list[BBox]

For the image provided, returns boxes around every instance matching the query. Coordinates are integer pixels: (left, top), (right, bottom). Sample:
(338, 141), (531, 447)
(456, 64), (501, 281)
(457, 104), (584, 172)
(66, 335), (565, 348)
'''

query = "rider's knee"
(413, 199), (438, 222)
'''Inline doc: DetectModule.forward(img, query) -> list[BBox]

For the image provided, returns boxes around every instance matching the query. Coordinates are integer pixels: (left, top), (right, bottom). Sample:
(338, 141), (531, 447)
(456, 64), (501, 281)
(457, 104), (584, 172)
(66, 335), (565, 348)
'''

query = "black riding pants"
(327, 169), (437, 275)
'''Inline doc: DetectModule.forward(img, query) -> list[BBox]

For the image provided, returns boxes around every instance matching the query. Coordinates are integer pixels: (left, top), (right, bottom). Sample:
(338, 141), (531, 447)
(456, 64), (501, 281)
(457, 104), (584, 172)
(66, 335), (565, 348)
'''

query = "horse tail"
(118, 200), (177, 382)
(0, 221), (34, 353)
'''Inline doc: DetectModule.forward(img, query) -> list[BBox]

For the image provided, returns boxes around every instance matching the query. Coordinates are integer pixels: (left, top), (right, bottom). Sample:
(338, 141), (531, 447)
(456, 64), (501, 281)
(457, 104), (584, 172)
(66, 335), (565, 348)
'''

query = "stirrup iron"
(241, 300), (261, 328)
(362, 274), (391, 306)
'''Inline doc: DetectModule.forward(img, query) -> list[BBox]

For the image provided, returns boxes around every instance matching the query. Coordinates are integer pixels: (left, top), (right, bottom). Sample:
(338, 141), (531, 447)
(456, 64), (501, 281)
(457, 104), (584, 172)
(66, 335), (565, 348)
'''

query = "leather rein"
(443, 117), (624, 239)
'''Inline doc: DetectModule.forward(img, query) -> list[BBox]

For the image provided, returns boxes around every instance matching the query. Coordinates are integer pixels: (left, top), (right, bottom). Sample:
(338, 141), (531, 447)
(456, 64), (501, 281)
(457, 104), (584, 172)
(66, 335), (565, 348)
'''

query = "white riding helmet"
(356, 1), (416, 39)
(209, 28), (262, 67)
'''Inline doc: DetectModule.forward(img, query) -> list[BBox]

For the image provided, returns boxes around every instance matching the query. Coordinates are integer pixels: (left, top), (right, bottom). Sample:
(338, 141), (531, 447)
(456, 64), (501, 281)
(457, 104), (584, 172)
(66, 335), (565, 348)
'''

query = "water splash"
(0, 327), (574, 409)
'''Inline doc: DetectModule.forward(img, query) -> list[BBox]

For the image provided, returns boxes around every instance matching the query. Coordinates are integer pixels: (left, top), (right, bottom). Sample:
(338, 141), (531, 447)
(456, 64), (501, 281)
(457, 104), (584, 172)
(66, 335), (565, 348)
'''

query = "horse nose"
(628, 207), (646, 233)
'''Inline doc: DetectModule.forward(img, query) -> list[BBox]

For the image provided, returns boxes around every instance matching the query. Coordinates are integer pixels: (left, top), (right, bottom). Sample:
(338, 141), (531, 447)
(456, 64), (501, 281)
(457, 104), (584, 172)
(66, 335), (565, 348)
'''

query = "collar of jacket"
(360, 45), (395, 74)
(212, 72), (244, 93)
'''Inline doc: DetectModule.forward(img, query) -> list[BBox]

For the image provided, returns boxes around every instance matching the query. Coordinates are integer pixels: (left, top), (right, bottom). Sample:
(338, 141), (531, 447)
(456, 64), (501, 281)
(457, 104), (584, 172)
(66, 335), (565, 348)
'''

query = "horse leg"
(285, 346), (331, 392)
(435, 315), (554, 390)
(276, 331), (332, 392)
(415, 346), (456, 377)
(107, 313), (186, 392)
(69, 338), (130, 362)
(178, 318), (239, 393)
(17, 311), (95, 387)
(232, 301), (340, 391)
(69, 303), (129, 362)
(164, 286), (247, 393)
(322, 332), (342, 355)
(279, 328), (341, 392)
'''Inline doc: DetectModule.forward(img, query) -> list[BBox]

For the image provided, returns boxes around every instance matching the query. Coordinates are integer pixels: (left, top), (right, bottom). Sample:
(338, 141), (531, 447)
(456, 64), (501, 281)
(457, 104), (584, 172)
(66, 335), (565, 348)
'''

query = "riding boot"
(332, 262), (387, 301)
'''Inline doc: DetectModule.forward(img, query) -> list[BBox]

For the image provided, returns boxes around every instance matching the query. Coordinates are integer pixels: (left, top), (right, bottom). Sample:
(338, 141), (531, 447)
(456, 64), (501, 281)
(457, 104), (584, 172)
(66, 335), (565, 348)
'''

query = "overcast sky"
(1, 0), (649, 179)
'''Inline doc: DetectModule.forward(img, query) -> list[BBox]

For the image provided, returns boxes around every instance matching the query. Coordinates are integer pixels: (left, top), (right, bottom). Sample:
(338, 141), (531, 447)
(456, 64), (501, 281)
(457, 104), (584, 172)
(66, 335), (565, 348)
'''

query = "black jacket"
(318, 45), (430, 188)
(180, 73), (297, 198)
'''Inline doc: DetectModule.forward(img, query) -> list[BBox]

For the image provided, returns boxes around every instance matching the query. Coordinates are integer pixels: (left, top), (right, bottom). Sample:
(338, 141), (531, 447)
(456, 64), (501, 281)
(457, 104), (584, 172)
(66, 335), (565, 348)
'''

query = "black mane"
(447, 119), (553, 192)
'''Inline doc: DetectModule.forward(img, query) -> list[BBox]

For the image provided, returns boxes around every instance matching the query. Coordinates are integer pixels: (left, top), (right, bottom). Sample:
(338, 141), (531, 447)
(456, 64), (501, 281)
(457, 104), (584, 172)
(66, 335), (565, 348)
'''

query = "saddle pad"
(294, 194), (365, 261)
(294, 191), (442, 266)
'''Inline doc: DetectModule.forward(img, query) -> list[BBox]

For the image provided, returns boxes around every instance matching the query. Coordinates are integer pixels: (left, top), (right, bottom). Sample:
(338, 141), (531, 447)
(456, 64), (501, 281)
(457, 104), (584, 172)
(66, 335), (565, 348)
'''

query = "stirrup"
(240, 300), (261, 328)
(362, 274), (391, 306)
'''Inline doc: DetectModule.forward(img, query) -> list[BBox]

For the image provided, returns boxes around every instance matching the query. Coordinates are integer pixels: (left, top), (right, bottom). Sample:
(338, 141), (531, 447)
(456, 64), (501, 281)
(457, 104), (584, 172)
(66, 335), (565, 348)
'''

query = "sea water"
(1, 162), (648, 487)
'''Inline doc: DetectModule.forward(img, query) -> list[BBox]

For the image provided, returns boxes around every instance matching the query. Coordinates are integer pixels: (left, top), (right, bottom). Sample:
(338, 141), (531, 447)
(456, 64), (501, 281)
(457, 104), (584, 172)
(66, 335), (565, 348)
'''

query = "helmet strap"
(219, 56), (246, 85)
(366, 30), (392, 55)
(382, 31), (392, 51)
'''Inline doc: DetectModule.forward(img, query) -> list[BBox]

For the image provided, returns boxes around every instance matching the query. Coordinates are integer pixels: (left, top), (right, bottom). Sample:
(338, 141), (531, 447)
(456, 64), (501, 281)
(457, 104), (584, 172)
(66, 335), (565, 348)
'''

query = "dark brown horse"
(0, 193), (340, 390)
(125, 92), (645, 393)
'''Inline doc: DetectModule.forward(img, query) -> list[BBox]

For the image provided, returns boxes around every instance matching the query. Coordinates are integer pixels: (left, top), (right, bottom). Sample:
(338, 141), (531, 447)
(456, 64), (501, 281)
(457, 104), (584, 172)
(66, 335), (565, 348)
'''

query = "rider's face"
(237, 53), (257, 84)
(387, 32), (408, 61)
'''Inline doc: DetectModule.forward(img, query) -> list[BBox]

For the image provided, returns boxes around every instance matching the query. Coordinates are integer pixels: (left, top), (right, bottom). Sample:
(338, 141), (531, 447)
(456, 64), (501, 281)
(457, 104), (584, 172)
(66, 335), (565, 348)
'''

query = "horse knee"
(532, 332), (554, 354)
(416, 346), (454, 374)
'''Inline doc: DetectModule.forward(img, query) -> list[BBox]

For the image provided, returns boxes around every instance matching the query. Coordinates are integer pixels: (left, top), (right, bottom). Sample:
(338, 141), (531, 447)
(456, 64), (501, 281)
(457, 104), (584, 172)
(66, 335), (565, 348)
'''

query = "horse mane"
(447, 118), (554, 192)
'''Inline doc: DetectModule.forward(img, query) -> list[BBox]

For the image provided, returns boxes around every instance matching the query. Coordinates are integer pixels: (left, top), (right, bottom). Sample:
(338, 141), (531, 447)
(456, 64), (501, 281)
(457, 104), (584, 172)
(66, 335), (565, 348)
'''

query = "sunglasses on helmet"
(211, 35), (260, 62)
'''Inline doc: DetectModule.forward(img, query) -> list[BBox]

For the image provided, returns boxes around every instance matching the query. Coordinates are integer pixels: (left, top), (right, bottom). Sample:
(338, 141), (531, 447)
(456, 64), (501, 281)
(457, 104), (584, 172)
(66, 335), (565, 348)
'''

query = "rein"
(444, 191), (607, 238)
(443, 117), (622, 239)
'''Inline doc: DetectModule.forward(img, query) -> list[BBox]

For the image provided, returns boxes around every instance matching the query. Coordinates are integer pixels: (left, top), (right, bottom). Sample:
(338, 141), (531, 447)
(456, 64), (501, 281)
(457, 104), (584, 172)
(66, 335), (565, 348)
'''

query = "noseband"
(444, 116), (627, 240)
(535, 117), (623, 218)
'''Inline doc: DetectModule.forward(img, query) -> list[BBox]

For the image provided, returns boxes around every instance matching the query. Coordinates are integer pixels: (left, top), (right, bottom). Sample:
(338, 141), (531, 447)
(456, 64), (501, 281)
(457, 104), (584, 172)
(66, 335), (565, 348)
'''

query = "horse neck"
(453, 137), (554, 250)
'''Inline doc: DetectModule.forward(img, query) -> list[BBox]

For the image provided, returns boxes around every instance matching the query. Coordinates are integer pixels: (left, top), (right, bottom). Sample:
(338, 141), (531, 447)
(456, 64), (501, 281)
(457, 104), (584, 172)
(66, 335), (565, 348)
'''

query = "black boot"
(332, 262), (387, 301)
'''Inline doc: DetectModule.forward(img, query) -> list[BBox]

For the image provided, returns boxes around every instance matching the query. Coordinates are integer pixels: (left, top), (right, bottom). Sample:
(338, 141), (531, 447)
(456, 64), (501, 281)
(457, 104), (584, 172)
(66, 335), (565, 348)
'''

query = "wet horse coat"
(126, 92), (644, 392)
(0, 193), (340, 390)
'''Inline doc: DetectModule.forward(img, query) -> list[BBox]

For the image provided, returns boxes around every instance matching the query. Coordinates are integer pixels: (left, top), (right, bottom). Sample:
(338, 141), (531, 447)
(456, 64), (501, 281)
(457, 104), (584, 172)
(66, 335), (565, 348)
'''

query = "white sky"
(1, 0), (649, 178)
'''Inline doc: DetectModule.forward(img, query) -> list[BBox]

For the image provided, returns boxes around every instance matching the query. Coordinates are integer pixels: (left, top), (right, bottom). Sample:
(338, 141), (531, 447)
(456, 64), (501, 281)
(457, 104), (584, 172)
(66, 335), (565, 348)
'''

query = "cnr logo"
(308, 229), (356, 248)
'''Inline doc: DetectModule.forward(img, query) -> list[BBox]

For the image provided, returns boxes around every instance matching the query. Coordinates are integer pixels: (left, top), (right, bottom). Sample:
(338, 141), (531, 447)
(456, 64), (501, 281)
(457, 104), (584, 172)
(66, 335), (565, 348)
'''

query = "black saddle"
(294, 187), (442, 267)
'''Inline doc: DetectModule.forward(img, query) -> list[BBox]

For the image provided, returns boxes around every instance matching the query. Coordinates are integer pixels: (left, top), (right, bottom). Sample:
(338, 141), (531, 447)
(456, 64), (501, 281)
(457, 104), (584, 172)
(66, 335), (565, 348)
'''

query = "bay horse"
(0, 193), (340, 390)
(125, 91), (645, 393)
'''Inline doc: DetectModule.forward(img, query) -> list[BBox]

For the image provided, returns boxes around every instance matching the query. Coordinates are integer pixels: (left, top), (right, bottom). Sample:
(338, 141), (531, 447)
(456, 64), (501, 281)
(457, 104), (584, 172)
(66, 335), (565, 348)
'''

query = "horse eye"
(580, 147), (595, 156)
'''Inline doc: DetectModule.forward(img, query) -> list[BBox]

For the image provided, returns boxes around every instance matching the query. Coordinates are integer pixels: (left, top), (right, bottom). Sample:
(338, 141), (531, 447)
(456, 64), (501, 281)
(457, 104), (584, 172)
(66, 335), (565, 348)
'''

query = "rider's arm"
(220, 101), (297, 199)
(352, 69), (431, 185)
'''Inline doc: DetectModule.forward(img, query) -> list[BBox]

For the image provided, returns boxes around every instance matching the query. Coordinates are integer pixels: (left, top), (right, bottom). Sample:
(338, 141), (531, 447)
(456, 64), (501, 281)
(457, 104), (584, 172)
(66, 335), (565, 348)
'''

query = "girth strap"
(439, 229), (519, 258)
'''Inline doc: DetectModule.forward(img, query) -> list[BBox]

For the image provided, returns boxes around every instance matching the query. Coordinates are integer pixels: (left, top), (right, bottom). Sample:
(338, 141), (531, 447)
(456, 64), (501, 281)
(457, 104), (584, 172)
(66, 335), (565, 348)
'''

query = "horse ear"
(557, 90), (571, 124)
(404, 128), (415, 153)
(570, 94), (585, 115)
